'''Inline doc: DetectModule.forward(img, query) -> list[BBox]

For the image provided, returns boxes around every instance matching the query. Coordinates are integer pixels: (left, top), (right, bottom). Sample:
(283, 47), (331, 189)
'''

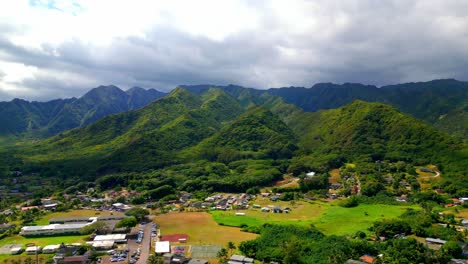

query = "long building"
(20, 223), (90, 236)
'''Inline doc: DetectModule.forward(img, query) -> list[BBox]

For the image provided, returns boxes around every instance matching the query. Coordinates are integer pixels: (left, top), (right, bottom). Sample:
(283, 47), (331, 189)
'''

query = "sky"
(1, 0), (468, 101)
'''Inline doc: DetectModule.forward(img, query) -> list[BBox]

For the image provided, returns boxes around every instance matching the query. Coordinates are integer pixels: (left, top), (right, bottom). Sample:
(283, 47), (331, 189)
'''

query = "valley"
(0, 80), (466, 263)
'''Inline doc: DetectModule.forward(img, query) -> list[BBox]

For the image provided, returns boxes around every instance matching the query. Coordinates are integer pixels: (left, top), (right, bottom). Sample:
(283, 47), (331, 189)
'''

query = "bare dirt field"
(153, 212), (257, 246)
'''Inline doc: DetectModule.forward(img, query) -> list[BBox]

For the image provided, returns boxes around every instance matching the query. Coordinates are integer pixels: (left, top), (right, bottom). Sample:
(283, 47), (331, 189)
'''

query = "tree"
(217, 248), (228, 262)
(440, 241), (462, 259)
(115, 216), (137, 228)
(80, 221), (107, 235)
(283, 238), (302, 264)
(227, 241), (236, 255)
(125, 207), (149, 222)
(147, 254), (163, 264)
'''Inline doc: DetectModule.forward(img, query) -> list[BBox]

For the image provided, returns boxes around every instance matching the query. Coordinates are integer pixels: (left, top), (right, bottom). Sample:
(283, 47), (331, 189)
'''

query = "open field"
(153, 212), (257, 246)
(34, 209), (122, 225)
(210, 198), (418, 236)
(443, 207), (468, 219)
(0, 254), (53, 263)
(0, 234), (89, 248)
(312, 203), (418, 235)
(212, 199), (325, 227)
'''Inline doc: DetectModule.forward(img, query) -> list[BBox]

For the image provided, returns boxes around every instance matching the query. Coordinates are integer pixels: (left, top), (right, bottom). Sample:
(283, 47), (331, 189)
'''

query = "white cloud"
(0, 0), (467, 100)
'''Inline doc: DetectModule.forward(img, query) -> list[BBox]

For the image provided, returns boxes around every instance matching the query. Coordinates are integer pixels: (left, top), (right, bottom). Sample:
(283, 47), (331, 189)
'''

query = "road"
(127, 221), (153, 264)
(420, 170), (441, 179)
(100, 219), (153, 264)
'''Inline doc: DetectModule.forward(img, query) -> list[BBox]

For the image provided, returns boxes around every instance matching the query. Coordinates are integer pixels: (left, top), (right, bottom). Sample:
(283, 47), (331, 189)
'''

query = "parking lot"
(100, 222), (153, 264)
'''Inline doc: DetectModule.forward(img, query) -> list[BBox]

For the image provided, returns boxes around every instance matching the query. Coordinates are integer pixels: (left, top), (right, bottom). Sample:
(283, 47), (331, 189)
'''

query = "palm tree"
(227, 241), (236, 255)
(147, 254), (163, 264)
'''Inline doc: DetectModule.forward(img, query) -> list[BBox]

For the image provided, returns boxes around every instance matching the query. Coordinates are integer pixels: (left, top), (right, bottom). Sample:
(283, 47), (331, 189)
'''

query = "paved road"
(100, 220), (153, 264)
(128, 222), (153, 264)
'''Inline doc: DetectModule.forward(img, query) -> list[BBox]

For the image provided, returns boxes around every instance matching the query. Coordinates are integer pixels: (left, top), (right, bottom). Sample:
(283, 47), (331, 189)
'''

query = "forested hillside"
(2, 87), (465, 194)
(0, 85), (166, 138)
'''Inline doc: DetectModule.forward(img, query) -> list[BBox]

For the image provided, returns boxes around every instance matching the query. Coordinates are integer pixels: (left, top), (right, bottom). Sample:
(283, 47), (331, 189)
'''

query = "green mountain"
(6, 87), (465, 189)
(266, 79), (468, 138)
(0, 85), (166, 138)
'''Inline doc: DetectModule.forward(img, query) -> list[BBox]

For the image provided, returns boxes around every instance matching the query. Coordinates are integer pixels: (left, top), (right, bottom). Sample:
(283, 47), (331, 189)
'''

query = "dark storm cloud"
(1, 1), (468, 101)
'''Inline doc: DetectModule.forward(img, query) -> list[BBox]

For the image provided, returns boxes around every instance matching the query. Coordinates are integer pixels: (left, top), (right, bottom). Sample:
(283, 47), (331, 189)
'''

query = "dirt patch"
(154, 212), (257, 246)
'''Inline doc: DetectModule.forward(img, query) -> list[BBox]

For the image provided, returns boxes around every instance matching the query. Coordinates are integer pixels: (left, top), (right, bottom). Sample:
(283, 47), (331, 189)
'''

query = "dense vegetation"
(0, 86), (466, 198)
(0, 85), (165, 138)
(238, 224), (462, 264)
(267, 79), (468, 139)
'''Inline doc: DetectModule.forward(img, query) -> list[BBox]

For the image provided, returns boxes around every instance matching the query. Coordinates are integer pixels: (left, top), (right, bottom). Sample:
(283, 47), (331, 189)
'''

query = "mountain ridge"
(0, 85), (166, 138)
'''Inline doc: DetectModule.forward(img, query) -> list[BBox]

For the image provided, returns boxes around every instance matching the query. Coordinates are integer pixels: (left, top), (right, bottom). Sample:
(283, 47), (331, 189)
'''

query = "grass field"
(153, 212), (257, 246)
(0, 234), (89, 247)
(312, 203), (418, 235)
(210, 198), (418, 236)
(0, 254), (53, 263)
(212, 199), (325, 227)
(34, 209), (122, 225)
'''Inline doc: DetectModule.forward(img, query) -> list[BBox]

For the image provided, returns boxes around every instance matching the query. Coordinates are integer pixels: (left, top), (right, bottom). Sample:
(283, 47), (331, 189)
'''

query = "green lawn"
(34, 209), (121, 225)
(0, 234), (89, 248)
(210, 199), (418, 236)
(312, 203), (418, 236)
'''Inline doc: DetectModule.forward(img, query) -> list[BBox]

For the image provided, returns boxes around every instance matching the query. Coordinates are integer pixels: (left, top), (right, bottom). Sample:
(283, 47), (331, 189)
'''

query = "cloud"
(1, 0), (468, 101)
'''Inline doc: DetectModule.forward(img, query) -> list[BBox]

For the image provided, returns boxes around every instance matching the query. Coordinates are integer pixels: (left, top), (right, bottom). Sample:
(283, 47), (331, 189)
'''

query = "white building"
(25, 246), (42, 255)
(10, 247), (22, 254)
(43, 244), (60, 253)
(20, 223), (89, 236)
(156, 241), (170, 254)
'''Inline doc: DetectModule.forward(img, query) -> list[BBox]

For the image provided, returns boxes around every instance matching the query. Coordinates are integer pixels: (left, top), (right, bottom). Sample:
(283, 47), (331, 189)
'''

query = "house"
(272, 206), (282, 213)
(426, 237), (447, 250)
(26, 246), (42, 255)
(112, 203), (132, 211)
(269, 195), (280, 201)
(359, 255), (375, 264)
(395, 196), (408, 202)
(10, 246), (23, 254)
(306, 172), (316, 178)
(451, 259), (468, 264)
(86, 234), (126, 249)
(462, 219), (468, 229)
(21, 206), (39, 211)
(43, 244), (61, 253)
(261, 207), (270, 212)
(228, 254), (254, 264)
(459, 197), (468, 203)
(0, 223), (15, 232)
